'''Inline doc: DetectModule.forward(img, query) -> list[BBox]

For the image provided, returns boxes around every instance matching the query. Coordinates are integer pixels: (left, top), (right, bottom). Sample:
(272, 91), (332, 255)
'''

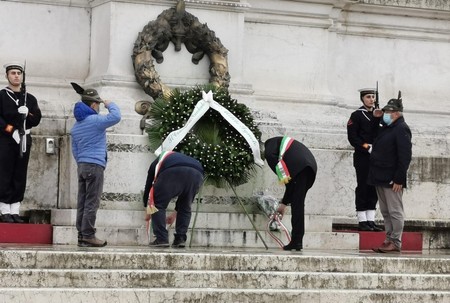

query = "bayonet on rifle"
(375, 81), (379, 109)
(18, 61), (27, 158)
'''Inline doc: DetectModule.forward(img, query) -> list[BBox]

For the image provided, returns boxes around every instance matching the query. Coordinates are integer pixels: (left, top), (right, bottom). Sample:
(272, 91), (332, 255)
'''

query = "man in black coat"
(264, 136), (317, 251)
(347, 88), (383, 231)
(368, 95), (412, 253)
(143, 151), (204, 248)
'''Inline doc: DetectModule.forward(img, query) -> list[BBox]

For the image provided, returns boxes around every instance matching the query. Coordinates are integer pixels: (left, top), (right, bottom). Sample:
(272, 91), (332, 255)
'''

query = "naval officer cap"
(358, 88), (376, 101)
(3, 62), (24, 73)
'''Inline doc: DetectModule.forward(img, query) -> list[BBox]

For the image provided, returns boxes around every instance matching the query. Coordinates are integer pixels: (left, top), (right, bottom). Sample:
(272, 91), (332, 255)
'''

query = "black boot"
(11, 214), (25, 223)
(0, 214), (15, 223)
(283, 242), (302, 251)
(368, 221), (383, 232)
(358, 221), (373, 231)
(172, 234), (187, 248)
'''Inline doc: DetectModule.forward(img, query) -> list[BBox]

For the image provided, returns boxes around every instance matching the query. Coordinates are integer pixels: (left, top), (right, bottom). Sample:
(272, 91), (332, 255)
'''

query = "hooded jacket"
(70, 101), (121, 168)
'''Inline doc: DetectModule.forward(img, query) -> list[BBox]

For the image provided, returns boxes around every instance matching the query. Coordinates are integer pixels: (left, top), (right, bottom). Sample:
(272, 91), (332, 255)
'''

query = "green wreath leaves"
(146, 84), (262, 188)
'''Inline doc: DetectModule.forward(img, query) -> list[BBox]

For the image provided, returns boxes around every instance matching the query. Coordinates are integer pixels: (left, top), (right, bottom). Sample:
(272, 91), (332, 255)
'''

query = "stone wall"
(0, 0), (449, 220)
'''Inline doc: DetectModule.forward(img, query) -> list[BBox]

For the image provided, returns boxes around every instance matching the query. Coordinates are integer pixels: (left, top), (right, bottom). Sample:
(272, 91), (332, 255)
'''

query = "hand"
(144, 212), (151, 222)
(276, 204), (287, 219)
(392, 183), (403, 193)
(373, 109), (383, 118)
(103, 100), (111, 107)
(18, 106), (29, 116)
(166, 211), (177, 226)
(12, 130), (20, 144)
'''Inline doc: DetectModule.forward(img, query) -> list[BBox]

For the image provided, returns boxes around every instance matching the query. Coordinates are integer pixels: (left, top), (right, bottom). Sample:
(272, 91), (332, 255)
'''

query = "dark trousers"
(284, 167), (315, 245)
(151, 167), (203, 242)
(0, 137), (31, 203)
(353, 152), (378, 211)
(76, 163), (104, 239)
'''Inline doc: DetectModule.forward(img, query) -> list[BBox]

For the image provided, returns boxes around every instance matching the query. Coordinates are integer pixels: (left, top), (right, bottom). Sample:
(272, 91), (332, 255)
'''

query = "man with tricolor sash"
(264, 136), (317, 251)
(143, 151), (204, 248)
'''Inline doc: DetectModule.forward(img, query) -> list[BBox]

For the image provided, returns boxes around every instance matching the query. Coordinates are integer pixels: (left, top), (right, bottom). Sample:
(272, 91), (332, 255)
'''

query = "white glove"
(18, 106), (29, 116)
(368, 144), (373, 154)
(12, 130), (20, 144)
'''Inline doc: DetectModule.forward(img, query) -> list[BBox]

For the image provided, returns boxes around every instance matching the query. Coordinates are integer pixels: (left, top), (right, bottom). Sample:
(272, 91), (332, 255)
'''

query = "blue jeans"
(76, 163), (104, 239)
(151, 166), (204, 243)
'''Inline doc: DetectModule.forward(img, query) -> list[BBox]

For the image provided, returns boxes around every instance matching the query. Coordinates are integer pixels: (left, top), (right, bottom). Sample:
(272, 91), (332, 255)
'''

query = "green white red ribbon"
(275, 136), (294, 184)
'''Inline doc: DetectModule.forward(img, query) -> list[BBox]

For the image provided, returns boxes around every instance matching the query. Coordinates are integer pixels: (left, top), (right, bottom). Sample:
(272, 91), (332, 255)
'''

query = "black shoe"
(358, 221), (373, 231)
(11, 214), (25, 223)
(149, 239), (170, 248)
(368, 221), (383, 232)
(283, 242), (303, 251)
(0, 214), (15, 223)
(172, 236), (187, 248)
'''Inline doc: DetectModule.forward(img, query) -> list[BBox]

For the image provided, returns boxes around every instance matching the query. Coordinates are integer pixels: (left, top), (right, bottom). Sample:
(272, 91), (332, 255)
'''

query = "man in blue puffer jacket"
(70, 83), (121, 247)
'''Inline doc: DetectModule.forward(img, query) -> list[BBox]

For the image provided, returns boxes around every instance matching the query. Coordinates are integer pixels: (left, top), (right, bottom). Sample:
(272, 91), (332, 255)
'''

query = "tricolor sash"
(147, 151), (174, 215)
(275, 136), (294, 184)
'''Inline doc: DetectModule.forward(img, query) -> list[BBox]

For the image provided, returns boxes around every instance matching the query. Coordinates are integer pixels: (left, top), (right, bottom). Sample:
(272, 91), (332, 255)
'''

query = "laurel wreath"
(146, 85), (262, 188)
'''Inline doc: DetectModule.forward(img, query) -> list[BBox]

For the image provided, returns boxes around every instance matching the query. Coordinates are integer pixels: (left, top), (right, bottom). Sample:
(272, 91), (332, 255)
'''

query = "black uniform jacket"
(264, 137), (317, 205)
(347, 106), (380, 154)
(0, 87), (41, 141)
(368, 117), (412, 188)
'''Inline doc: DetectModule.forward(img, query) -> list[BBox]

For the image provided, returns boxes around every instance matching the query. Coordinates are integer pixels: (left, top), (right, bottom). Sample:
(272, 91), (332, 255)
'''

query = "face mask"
(383, 113), (393, 125)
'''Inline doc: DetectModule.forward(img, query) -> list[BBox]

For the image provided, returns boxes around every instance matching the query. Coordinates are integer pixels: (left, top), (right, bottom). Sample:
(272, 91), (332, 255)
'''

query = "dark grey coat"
(368, 116), (412, 188)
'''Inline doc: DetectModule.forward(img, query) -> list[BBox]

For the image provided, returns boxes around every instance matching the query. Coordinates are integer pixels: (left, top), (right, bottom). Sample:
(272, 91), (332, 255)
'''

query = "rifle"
(18, 61), (27, 158)
(374, 81), (379, 109)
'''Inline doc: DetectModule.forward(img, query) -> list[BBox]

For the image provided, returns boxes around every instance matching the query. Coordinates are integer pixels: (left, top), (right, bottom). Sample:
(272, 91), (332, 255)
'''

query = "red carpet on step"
(0, 223), (53, 244)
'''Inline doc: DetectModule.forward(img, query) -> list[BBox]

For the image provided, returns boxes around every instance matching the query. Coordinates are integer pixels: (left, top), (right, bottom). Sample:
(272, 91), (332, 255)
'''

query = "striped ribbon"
(275, 136), (294, 184)
(147, 151), (174, 215)
(267, 213), (292, 248)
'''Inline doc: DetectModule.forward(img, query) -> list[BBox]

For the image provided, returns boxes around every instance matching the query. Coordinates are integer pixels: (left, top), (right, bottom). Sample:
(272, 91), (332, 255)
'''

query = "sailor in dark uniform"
(0, 62), (41, 223)
(347, 88), (383, 231)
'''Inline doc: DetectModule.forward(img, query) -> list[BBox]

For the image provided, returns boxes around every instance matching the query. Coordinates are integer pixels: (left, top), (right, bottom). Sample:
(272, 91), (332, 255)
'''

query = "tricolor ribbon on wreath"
(154, 90), (264, 167)
(267, 212), (292, 248)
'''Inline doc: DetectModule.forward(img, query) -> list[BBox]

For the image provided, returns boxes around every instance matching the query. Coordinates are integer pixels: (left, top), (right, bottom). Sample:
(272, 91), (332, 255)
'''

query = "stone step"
(51, 209), (347, 249)
(51, 209), (333, 231)
(2, 288), (449, 303)
(2, 249), (448, 274)
(1, 248), (449, 303)
(52, 226), (359, 249)
(1, 268), (449, 290)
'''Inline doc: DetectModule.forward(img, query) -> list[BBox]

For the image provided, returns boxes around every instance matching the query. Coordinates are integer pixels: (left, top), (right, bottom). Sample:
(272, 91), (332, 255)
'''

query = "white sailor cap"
(358, 88), (376, 95)
(3, 62), (24, 73)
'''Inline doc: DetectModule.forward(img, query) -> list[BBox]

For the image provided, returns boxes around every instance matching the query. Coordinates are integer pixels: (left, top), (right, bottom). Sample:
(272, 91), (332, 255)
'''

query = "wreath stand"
(189, 182), (269, 250)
